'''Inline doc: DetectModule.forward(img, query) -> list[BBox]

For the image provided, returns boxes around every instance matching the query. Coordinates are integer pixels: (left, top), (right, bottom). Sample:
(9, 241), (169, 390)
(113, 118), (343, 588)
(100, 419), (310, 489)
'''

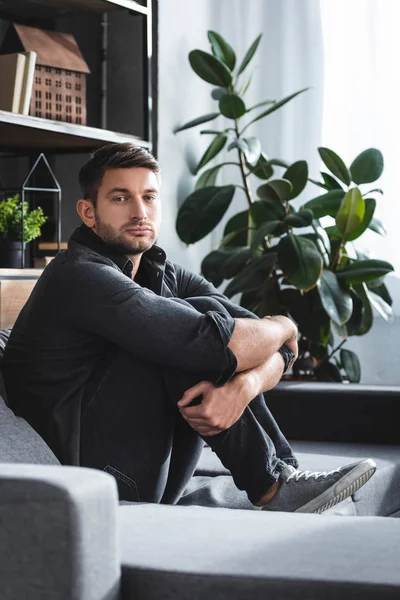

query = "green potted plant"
(0, 193), (47, 268)
(174, 31), (394, 383)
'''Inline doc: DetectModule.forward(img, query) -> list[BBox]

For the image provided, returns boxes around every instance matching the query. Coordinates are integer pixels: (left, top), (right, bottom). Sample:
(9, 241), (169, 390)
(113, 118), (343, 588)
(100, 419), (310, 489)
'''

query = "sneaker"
(262, 459), (376, 514)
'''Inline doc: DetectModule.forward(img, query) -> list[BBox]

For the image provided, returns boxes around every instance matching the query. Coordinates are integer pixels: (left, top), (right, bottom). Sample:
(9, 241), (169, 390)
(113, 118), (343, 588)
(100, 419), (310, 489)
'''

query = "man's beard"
(94, 215), (157, 255)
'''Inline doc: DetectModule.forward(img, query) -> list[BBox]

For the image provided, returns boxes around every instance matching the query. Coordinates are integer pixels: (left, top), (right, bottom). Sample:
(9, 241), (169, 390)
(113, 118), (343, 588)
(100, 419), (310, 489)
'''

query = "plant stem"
(327, 338), (346, 361)
(234, 118), (254, 208)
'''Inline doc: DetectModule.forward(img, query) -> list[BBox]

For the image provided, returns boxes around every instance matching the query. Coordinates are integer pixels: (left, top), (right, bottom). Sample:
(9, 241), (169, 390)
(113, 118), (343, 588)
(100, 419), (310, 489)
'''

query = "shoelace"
(286, 467), (342, 482)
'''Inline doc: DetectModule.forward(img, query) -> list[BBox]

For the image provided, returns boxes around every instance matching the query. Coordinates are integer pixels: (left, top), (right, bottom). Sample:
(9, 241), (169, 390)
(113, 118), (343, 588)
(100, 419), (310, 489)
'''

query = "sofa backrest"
(0, 327), (60, 466)
(0, 394), (60, 465)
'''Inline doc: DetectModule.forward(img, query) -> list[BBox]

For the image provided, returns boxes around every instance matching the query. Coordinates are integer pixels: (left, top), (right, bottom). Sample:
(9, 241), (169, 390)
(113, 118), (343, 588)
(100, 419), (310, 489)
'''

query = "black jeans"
(80, 298), (298, 505)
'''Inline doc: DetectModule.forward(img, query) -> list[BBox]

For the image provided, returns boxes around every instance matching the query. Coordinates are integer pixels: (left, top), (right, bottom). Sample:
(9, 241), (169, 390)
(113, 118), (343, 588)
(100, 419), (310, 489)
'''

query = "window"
(76, 84), (81, 91)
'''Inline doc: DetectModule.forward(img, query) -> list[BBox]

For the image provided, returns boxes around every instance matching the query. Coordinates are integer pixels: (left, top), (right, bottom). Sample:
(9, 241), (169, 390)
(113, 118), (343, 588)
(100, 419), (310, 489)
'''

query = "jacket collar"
(69, 224), (167, 276)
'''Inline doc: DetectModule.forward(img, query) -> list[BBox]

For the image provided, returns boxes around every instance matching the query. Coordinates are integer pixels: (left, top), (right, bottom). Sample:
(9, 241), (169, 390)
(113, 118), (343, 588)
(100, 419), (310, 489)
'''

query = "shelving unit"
(0, 0), (153, 151)
(0, 0), (155, 267)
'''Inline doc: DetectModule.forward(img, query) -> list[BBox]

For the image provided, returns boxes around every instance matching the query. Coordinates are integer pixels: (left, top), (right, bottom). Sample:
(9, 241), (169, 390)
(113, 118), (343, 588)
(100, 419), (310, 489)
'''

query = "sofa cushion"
(0, 394), (59, 465)
(118, 504), (400, 600)
(193, 442), (400, 516)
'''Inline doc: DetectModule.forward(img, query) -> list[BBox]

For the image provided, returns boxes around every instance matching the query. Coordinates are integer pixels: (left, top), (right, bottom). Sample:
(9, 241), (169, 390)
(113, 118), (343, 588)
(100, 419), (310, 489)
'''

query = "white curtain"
(320, 0), (400, 383)
(320, 0), (400, 275)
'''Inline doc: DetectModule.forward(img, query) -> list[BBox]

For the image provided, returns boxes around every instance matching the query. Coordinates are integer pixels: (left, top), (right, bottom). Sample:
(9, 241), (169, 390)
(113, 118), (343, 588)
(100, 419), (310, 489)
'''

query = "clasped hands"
(178, 315), (298, 437)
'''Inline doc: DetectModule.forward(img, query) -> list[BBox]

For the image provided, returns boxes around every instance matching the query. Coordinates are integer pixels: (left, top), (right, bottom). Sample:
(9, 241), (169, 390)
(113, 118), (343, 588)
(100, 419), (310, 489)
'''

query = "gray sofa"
(1, 333), (400, 600)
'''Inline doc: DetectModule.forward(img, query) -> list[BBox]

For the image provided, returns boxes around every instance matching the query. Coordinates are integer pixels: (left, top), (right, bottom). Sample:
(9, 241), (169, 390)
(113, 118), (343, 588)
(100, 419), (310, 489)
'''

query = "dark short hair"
(78, 142), (160, 205)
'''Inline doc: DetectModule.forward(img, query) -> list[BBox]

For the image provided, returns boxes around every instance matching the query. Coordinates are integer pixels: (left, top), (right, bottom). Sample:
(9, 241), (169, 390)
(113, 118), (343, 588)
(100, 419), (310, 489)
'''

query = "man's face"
(92, 167), (161, 256)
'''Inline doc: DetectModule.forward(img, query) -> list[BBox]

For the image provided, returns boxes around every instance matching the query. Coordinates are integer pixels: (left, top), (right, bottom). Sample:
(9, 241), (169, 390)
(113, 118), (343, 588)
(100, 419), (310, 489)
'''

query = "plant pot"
(0, 241), (28, 268)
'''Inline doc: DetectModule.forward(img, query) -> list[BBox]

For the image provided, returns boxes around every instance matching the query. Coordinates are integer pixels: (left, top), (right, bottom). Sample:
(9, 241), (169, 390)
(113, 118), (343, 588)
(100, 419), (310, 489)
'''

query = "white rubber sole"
(295, 459), (377, 514)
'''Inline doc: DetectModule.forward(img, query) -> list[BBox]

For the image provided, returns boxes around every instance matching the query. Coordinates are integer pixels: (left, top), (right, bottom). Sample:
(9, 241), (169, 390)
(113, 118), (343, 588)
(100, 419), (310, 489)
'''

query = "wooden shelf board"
(0, 110), (150, 153)
(0, 0), (148, 18)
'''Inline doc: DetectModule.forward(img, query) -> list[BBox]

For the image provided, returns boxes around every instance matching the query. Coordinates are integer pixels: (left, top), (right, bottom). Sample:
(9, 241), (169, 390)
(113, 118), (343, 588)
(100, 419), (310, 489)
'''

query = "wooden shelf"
(0, 0), (148, 19)
(0, 110), (150, 153)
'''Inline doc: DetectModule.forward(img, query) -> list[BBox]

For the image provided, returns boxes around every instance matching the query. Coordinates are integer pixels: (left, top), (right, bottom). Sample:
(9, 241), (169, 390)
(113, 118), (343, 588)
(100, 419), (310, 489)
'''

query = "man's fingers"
(177, 381), (212, 407)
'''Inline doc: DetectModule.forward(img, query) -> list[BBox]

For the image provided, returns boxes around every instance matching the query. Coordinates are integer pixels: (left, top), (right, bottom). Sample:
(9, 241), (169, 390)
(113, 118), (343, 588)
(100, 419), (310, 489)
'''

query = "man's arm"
(178, 351), (287, 436)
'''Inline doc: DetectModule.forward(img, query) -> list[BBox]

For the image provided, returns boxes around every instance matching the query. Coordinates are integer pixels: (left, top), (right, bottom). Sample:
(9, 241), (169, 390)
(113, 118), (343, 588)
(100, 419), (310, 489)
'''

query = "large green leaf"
(283, 161), (309, 199)
(176, 185), (235, 244)
(251, 221), (282, 253)
(278, 234), (323, 291)
(336, 187), (365, 240)
(302, 190), (345, 219)
(222, 209), (248, 247)
(284, 209), (314, 228)
(189, 50), (232, 87)
(237, 34), (262, 75)
(195, 163), (229, 190)
(258, 276), (285, 317)
(243, 88), (309, 131)
(367, 289), (394, 323)
(242, 136), (261, 166)
(317, 269), (353, 325)
(257, 179), (293, 203)
(340, 349), (361, 383)
(315, 361), (343, 382)
(345, 197), (376, 241)
(336, 259), (394, 284)
(202, 246), (250, 284)
(346, 284), (373, 336)
(249, 153), (274, 180)
(282, 288), (330, 345)
(321, 172), (344, 190)
(367, 281), (392, 306)
(207, 31), (236, 70)
(251, 199), (285, 226)
(196, 134), (227, 173)
(318, 147), (351, 186)
(228, 137), (261, 166)
(219, 93), (246, 119)
(350, 148), (384, 184)
(224, 253), (277, 298)
(174, 112), (220, 133)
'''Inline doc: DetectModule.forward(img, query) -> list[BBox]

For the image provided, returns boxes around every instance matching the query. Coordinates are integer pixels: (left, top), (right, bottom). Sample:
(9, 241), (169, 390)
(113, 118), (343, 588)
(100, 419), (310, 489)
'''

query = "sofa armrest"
(0, 464), (121, 600)
(266, 382), (400, 445)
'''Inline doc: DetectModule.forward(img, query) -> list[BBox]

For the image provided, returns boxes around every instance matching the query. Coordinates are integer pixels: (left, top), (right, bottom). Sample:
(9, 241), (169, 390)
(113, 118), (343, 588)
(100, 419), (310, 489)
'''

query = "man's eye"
(113, 196), (127, 203)
(144, 195), (156, 202)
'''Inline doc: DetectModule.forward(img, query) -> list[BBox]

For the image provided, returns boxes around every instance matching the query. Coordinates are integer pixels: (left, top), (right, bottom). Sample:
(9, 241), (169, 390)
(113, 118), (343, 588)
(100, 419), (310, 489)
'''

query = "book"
(0, 52), (26, 113)
(19, 51), (37, 115)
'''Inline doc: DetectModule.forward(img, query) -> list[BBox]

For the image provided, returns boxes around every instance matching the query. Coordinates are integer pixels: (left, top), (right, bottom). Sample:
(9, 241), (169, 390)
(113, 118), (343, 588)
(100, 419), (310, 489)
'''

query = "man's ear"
(76, 199), (96, 229)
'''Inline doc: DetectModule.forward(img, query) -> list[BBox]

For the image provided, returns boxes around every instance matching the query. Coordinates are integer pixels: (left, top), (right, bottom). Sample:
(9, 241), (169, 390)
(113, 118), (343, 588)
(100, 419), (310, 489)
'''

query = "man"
(2, 143), (376, 513)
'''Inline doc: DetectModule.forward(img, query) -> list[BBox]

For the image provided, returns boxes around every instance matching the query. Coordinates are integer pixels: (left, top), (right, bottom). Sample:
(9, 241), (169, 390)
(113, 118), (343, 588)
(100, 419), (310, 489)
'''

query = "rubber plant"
(174, 31), (394, 382)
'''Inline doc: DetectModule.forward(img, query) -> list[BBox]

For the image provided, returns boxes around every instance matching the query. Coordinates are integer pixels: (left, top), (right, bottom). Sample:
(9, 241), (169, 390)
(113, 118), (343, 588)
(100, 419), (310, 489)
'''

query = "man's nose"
(130, 198), (147, 221)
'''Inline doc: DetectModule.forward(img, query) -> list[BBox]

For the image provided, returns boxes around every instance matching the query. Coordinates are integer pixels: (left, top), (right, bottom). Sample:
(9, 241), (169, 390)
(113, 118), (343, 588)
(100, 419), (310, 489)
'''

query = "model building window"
(46, 112), (51, 119)
(55, 68), (61, 75)
(76, 117), (82, 124)
(45, 78), (52, 86)
(56, 80), (62, 88)
(76, 97), (81, 104)
(76, 84), (81, 91)
(45, 92), (52, 100)
(36, 110), (42, 117)
(35, 77), (41, 84)
(66, 82), (72, 90)
(36, 65), (42, 72)
(35, 100), (42, 109)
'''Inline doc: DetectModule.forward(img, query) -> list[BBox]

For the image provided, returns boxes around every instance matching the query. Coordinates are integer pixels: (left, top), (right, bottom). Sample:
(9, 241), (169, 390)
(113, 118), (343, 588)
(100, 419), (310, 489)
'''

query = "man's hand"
(177, 377), (251, 436)
(177, 349), (290, 437)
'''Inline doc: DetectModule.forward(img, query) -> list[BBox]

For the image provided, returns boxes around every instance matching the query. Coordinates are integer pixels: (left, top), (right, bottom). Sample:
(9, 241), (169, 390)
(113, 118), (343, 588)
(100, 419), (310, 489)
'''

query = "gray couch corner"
(0, 463), (121, 600)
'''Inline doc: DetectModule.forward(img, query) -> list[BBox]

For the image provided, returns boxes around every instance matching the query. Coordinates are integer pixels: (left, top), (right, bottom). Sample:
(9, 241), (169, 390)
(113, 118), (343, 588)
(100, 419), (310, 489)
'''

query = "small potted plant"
(0, 194), (47, 268)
